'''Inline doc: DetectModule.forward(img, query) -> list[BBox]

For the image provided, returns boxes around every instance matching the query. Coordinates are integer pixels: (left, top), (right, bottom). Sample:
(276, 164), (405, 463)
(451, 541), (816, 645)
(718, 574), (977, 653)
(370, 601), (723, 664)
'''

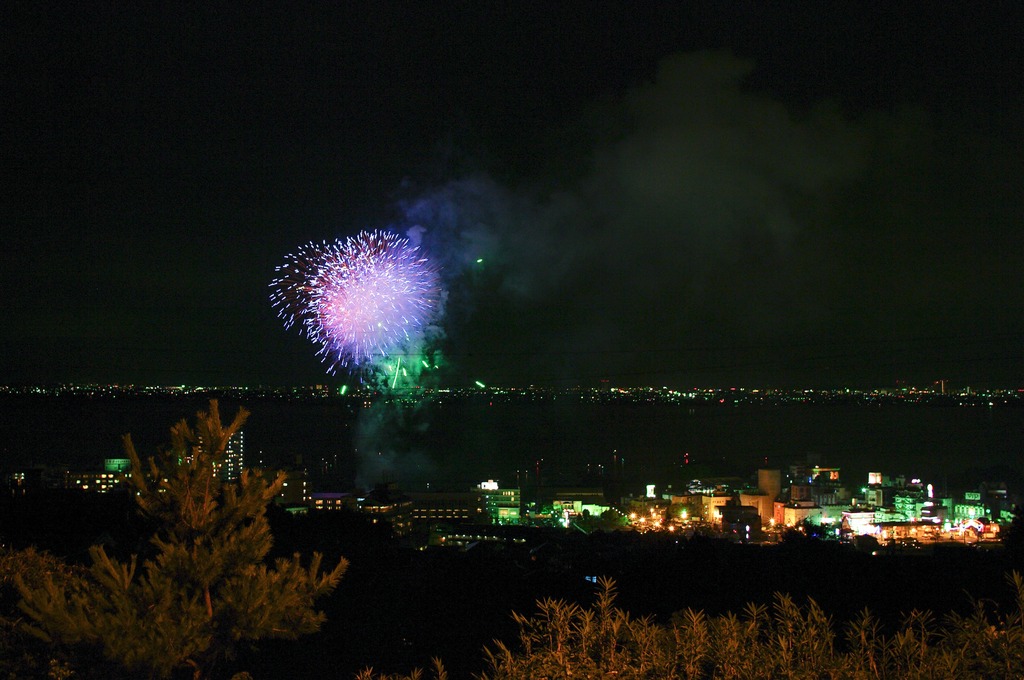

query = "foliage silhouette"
(361, 571), (1024, 679)
(14, 401), (347, 679)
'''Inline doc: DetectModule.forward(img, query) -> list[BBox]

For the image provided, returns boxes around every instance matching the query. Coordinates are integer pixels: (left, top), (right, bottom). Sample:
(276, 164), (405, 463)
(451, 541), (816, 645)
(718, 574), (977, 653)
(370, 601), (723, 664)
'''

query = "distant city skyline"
(3, 381), (1023, 398)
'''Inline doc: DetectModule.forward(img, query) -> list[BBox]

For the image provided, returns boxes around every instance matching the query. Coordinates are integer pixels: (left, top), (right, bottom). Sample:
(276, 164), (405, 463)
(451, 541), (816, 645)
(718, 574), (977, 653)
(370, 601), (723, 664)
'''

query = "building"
(810, 466), (841, 484)
(863, 484), (893, 507)
(757, 469), (782, 502)
(841, 507), (878, 536)
(479, 480), (522, 524)
(104, 458), (131, 473)
(3, 468), (43, 497)
(310, 491), (357, 511)
(666, 493), (699, 523)
(738, 492), (774, 526)
(553, 499), (611, 528)
(427, 524), (531, 549)
(359, 482), (413, 537)
(720, 502), (763, 542)
(544, 486), (605, 509)
(892, 491), (926, 521)
(776, 499), (820, 527)
(275, 468), (309, 506)
(921, 496), (952, 524)
(213, 430), (245, 481)
(700, 492), (734, 525)
(953, 492), (990, 523)
(64, 470), (127, 494)
(790, 483), (813, 502)
(626, 492), (669, 519)
(406, 490), (485, 525)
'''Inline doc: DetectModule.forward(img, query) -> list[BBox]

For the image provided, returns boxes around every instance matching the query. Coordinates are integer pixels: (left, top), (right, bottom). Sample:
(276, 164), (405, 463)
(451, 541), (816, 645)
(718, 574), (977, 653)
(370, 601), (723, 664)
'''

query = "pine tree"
(16, 400), (348, 680)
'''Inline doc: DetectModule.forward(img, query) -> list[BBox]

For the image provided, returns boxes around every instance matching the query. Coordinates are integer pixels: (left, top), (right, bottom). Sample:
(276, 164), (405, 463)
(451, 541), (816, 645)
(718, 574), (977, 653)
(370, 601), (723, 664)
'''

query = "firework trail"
(271, 230), (440, 373)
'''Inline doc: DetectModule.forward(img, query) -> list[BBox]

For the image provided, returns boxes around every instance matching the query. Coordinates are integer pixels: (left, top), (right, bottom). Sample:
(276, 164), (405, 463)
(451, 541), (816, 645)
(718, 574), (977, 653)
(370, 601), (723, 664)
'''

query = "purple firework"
(271, 230), (440, 372)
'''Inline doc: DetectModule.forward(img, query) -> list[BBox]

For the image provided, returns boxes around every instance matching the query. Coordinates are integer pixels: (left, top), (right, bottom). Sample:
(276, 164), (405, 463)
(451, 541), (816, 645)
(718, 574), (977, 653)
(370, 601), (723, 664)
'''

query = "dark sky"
(3, 2), (1022, 389)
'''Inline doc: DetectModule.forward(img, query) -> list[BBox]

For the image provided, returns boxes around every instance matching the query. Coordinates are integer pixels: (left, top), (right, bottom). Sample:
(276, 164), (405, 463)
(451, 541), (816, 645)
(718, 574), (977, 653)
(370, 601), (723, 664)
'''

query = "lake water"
(1, 394), (1020, 493)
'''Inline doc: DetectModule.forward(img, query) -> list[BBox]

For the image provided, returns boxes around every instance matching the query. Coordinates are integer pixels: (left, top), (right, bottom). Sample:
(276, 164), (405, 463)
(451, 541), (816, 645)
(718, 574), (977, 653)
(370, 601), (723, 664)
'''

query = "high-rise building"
(213, 431), (245, 481)
(757, 468), (782, 501)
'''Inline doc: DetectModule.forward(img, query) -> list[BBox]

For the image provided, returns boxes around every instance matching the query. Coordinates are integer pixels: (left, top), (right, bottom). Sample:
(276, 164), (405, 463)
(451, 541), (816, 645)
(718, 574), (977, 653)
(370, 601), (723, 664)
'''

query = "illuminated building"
(863, 485), (892, 507)
(921, 496), (952, 524)
(191, 430), (246, 481)
(815, 503), (852, 531)
(867, 471), (888, 486)
(892, 493), (920, 521)
(310, 491), (356, 511)
(427, 524), (530, 549)
(3, 469), (42, 497)
(727, 468), (783, 527)
(359, 482), (413, 537)
(406, 490), (485, 524)
(64, 470), (126, 493)
(780, 500), (820, 527)
(686, 477), (745, 495)
(810, 468), (847, 506)
(875, 520), (937, 544)
(811, 466), (841, 483)
(544, 487), (605, 507)
(275, 468), (309, 506)
(738, 492), (774, 526)
(954, 492), (990, 523)
(552, 499), (609, 516)
(626, 492), (669, 519)
(842, 508), (878, 536)
(104, 458), (131, 473)
(478, 480), (522, 524)
(700, 492), (733, 525)
(213, 430), (245, 481)
(553, 499), (612, 528)
(873, 506), (905, 523)
(665, 494), (699, 526)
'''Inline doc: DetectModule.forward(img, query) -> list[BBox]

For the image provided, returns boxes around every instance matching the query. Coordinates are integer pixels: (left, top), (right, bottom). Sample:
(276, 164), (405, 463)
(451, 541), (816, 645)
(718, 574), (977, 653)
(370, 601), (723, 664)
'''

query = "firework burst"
(271, 230), (440, 373)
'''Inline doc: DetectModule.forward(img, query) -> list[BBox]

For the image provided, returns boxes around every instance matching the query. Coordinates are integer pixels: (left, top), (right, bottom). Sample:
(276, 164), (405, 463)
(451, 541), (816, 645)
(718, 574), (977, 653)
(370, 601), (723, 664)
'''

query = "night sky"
(3, 3), (1022, 389)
